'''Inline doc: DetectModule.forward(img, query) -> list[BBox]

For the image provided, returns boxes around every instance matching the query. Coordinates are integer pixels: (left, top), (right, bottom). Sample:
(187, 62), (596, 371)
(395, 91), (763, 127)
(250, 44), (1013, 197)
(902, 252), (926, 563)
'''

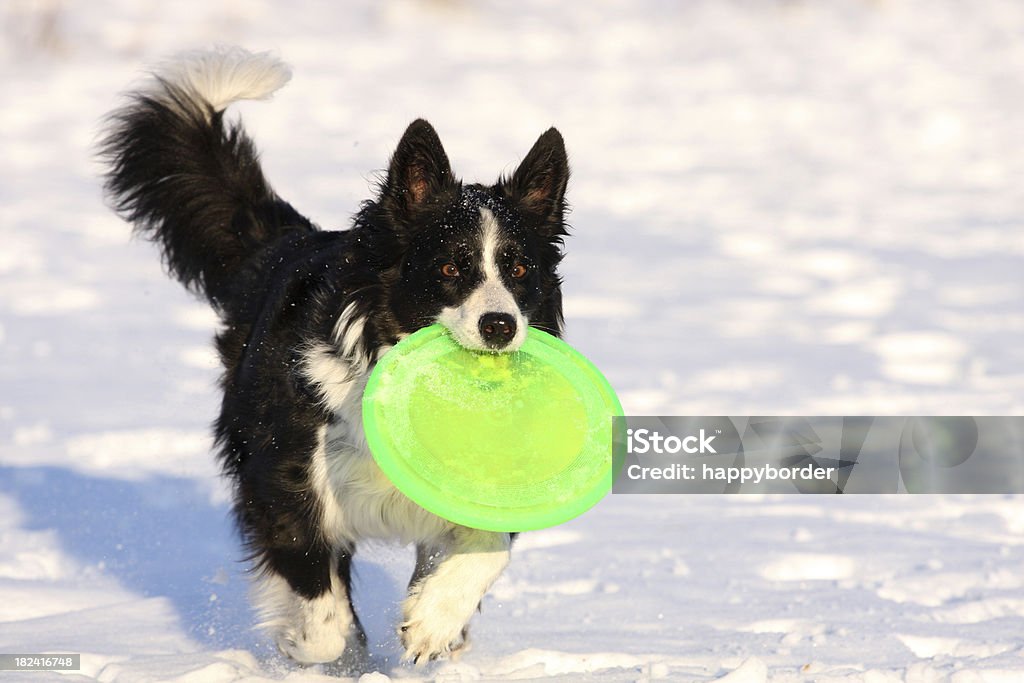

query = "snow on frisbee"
(362, 324), (623, 532)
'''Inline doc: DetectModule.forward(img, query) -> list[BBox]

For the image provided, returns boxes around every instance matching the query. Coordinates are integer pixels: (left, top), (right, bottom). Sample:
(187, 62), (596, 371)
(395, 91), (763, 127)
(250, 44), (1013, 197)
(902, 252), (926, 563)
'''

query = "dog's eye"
(440, 263), (460, 278)
(510, 263), (528, 279)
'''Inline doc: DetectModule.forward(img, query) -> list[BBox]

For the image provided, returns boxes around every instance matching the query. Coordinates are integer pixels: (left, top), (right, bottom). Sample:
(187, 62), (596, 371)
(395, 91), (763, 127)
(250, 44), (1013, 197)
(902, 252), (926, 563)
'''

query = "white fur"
(320, 422), (453, 544)
(402, 528), (511, 664)
(479, 207), (504, 282)
(252, 569), (364, 665)
(437, 207), (527, 351)
(303, 343), (364, 413)
(151, 46), (291, 119)
(303, 346), (452, 545)
(334, 302), (367, 360)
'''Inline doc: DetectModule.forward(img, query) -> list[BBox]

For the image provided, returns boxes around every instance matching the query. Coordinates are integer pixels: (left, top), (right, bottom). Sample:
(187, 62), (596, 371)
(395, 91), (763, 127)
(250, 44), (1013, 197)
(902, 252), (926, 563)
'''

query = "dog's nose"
(478, 313), (517, 349)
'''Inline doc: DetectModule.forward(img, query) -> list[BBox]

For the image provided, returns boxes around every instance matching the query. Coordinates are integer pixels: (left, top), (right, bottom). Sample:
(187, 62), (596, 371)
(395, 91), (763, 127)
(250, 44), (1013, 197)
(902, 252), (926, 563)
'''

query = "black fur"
(101, 81), (316, 308)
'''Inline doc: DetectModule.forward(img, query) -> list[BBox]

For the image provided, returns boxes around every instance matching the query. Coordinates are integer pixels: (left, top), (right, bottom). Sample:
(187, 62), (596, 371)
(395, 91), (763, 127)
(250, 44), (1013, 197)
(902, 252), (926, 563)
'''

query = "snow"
(1, 0), (1023, 680)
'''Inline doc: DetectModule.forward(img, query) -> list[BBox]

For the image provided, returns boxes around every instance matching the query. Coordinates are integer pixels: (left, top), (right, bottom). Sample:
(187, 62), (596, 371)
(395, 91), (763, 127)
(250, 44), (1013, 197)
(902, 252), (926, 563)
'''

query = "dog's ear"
(504, 128), (569, 228)
(382, 119), (456, 221)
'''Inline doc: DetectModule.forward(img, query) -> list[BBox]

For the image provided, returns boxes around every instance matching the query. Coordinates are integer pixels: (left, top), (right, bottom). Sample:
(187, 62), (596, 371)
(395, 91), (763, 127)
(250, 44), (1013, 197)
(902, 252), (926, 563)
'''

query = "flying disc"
(362, 324), (622, 532)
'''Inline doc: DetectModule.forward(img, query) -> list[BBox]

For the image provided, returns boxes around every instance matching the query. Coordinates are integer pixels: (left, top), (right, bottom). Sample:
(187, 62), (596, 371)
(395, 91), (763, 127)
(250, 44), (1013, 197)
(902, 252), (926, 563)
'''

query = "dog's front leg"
(400, 527), (511, 665)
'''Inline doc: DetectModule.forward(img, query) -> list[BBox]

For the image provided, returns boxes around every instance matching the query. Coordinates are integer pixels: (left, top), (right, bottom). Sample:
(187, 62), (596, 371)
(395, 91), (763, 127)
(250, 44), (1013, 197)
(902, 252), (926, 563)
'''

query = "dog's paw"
(275, 614), (369, 666)
(400, 621), (470, 666)
(400, 595), (472, 666)
(275, 625), (348, 665)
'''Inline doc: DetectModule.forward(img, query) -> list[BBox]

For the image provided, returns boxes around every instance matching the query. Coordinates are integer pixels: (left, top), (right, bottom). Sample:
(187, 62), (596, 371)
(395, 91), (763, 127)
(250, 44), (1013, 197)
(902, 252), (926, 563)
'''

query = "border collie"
(99, 47), (570, 668)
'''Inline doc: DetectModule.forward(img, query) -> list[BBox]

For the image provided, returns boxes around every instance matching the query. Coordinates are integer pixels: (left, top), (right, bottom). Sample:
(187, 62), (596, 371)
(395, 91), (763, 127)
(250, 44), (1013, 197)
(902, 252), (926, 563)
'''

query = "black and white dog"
(100, 47), (569, 667)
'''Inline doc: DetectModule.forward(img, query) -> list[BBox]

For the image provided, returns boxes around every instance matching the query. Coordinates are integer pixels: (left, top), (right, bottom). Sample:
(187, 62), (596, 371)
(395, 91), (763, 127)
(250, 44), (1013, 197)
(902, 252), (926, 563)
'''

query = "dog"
(99, 47), (570, 667)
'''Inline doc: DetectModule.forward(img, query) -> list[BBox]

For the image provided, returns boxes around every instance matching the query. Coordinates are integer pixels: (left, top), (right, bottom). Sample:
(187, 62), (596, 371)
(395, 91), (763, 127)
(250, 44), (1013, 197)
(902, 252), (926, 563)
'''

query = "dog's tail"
(100, 47), (314, 308)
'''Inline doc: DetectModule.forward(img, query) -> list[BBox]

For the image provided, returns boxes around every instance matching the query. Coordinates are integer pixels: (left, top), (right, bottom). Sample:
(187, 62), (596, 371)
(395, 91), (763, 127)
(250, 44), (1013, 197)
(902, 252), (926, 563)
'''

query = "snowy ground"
(2, 0), (1024, 680)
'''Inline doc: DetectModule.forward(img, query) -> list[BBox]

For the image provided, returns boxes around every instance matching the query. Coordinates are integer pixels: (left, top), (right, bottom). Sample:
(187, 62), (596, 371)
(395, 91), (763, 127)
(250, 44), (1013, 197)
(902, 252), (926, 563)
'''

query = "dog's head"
(372, 119), (570, 352)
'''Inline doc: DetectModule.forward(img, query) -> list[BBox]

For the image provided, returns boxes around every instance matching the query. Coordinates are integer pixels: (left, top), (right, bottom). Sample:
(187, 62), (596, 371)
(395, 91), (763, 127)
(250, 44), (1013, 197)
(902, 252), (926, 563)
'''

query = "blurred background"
(1, 1), (1023, 680)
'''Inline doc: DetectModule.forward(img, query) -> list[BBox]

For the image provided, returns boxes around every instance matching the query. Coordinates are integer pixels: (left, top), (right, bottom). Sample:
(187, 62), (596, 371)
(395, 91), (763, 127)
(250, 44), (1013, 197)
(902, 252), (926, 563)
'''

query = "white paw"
(400, 590), (473, 665)
(256, 571), (366, 666)
(275, 620), (350, 665)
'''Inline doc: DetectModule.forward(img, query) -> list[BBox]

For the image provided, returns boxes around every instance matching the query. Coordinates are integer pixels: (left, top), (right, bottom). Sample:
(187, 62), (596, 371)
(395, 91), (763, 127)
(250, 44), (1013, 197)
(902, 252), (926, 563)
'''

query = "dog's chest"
(313, 418), (452, 544)
(302, 342), (452, 543)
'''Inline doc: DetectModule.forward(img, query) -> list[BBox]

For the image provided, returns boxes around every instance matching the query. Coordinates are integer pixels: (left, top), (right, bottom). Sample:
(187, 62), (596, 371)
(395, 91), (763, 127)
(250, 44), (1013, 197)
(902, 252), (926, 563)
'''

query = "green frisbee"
(362, 324), (622, 532)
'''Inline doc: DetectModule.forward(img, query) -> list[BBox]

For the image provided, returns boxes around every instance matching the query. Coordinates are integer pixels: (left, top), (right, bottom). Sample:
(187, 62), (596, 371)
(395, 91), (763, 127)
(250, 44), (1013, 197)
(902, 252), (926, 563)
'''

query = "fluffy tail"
(100, 47), (314, 307)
